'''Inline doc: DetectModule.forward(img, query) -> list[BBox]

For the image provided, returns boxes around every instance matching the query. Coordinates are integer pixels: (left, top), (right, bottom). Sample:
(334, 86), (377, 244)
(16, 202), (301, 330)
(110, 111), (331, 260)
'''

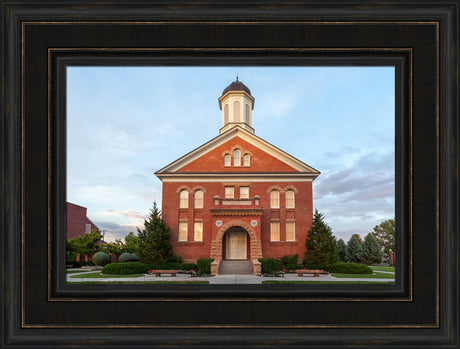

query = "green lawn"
(370, 266), (395, 272)
(66, 270), (92, 274)
(331, 272), (395, 279)
(67, 281), (209, 284)
(70, 272), (144, 279)
(262, 281), (395, 284)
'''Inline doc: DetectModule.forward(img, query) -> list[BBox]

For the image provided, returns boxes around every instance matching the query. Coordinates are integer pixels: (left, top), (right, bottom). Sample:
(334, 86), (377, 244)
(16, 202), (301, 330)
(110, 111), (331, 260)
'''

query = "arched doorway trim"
(210, 220), (262, 262)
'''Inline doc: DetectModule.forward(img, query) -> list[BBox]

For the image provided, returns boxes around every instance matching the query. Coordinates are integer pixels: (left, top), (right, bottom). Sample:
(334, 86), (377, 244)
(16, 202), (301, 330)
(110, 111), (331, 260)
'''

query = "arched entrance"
(224, 227), (249, 260)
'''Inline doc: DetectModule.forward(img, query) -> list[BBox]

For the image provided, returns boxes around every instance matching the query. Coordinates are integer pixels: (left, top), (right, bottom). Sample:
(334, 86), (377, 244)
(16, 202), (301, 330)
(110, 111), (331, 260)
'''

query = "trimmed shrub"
(323, 262), (372, 274)
(302, 262), (323, 270)
(258, 258), (279, 274)
(92, 251), (110, 266)
(196, 258), (213, 274)
(102, 262), (152, 274)
(118, 252), (140, 263)
(278, 254), (301, 271)
(180, 263), (198, 271)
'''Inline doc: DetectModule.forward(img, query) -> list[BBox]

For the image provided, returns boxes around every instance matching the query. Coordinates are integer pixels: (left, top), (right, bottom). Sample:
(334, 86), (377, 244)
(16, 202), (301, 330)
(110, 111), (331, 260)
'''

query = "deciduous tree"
(372, 219), (395, 259)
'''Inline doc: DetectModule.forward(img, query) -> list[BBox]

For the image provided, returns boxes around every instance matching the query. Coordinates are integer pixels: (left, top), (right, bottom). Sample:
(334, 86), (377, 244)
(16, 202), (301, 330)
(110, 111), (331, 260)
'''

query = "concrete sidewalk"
(67, 270), (394, 284)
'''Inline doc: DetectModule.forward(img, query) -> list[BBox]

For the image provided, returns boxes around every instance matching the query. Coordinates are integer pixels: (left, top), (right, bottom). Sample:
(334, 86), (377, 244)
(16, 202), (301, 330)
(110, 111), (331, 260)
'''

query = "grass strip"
(331, 272), (394, 279)
(370, 266), (395, 272)
(66, 270), (93, 274)
(67, 281), (209, 284)
(70, 272), (144, 279)
(262, 281), (395, 284)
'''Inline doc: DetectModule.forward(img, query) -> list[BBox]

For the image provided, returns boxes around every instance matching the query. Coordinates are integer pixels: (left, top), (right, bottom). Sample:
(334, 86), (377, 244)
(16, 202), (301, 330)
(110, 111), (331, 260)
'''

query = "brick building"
(66, 202), (100, 239)
(155, 79), (320, 275)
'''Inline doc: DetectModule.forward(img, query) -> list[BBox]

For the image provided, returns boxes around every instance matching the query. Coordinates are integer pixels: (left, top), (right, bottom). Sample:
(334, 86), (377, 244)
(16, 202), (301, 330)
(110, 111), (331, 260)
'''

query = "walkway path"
(67, 270), (394, 284)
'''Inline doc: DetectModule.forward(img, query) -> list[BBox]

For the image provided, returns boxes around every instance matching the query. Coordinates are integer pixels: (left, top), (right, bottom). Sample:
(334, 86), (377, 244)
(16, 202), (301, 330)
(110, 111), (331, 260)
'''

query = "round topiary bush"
(92, 251), (110, 266)
(118, 253), (140, 263)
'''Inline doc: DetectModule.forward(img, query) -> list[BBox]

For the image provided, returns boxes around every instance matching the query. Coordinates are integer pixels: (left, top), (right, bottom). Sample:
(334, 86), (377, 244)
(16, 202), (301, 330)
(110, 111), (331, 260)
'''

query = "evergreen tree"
(137, 202), (175, 264)
(336, 238), (347, 262)
(346, 235), (362, 263)
(304, 209), (338, 265)
(359, 233), (383, 265)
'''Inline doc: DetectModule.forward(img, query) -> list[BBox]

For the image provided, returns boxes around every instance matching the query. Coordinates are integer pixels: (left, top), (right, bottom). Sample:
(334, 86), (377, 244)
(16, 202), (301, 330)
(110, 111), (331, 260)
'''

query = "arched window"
(224, 154), (231, 166)
(245, 104), (250, 123)
(243, 154), (250, 166)
(224, 104), (229, 124)
(270, 190), (280, 208)
(233, 101), (241, 121)
(194, 190), (204, 209)
(179, 190), (188, 209)
(233, 149), (241, 166)
(286, 190), (295, 208)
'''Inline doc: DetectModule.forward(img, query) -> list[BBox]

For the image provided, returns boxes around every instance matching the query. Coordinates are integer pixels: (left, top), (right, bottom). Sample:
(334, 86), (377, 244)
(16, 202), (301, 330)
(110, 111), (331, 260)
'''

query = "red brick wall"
(161, 180), (313, 263)
(178, 136), (298, 173)
(66, 202), (100, 239)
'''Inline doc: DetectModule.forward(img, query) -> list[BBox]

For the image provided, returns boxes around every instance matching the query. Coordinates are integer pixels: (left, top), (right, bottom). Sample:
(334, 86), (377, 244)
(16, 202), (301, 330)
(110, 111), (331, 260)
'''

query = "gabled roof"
(155, 126), (320, 179)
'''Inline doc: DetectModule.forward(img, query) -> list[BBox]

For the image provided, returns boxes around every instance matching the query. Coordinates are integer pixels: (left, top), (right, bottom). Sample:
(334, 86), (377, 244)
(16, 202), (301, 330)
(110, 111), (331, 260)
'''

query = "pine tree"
(346, 235), (362, 263)
(304, 209), (338, 266)
(137, 202), (175, 264)
(336, 238), (347, 262)
(359, 233), (383, 265)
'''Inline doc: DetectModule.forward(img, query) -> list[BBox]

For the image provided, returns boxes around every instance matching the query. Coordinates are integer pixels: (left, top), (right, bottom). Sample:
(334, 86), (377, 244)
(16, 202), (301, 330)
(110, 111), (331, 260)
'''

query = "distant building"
(66, 202), (100, 239)
(155, 79), (320, 275)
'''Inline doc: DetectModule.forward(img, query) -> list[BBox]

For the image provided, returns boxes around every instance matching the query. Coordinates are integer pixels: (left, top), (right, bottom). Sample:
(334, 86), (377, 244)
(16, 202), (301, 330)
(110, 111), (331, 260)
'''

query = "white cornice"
(156, 172), (316, 183)
(155, 126), (320, 176)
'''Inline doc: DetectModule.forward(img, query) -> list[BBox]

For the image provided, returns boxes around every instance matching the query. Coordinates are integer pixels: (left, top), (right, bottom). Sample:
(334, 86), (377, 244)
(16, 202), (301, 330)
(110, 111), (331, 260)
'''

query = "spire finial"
(236, 74), (239, 81)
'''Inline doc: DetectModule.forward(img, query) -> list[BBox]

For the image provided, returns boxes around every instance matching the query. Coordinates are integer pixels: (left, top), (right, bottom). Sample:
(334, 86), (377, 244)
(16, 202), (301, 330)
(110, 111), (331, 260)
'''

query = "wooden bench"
(147, 270), (179, 277)
(295, 269), (323, 277)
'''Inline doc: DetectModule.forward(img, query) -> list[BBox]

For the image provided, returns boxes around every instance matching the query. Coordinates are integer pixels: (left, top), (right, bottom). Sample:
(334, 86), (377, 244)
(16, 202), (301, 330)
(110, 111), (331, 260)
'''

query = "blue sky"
(67, 66), (395, 243)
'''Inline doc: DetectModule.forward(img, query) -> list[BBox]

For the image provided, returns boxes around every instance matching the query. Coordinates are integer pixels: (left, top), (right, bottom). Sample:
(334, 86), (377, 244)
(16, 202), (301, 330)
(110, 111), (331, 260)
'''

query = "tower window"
(233, 149), (241, 166)
(233, 101), (241, 121)
(179, 190), (188, 209)
(270, 222), (280, 241)
(224, 154), (231, 166)
(224, 104), (229, 124)
(243, 154), (250, 166)
(286, 190), (295, 208)
(270, 190), (280, 208)
(194, 190), (204, 209)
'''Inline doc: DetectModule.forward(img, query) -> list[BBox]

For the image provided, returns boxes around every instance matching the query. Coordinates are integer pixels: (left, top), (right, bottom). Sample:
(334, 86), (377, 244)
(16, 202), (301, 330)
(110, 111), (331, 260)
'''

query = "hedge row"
(101, 262), (198, 275)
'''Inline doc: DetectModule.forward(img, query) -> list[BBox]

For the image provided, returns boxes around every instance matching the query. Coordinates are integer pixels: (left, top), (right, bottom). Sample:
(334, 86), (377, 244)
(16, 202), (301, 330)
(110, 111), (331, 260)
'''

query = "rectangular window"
(286, 222), (295, 241)
(194, 222), (203, 241)
(225, 186), (234, 198)
(178, 222), (188, 241)
(270, 222), (280, 241)
(240, 186), (249, 199)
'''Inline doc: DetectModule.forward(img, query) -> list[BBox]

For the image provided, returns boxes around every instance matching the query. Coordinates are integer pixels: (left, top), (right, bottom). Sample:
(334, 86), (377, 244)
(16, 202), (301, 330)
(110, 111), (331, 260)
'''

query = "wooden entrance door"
(226, 230), (247, 259)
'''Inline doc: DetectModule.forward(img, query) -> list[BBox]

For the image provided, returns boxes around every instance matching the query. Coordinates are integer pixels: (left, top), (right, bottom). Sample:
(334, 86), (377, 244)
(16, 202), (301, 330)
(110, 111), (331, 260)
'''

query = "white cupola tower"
(218, 77), (255, 134)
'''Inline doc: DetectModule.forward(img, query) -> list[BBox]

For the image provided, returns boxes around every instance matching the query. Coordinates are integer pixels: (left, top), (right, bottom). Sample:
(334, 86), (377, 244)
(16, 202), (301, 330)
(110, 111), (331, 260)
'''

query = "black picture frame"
(1, 1), (458, 348)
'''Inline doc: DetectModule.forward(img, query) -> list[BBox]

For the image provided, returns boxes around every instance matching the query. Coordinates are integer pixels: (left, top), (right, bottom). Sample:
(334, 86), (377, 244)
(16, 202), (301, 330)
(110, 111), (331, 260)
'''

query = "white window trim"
(286, 222), (295, 241)
(194, 190), (204, 209)
(243, 154), (250, 166)
(179, 190), (189, 209)
(270, 222), (280, 241)
(225, 186), (234, 199)
(233, 149), (241, 166)
(286, 190), (295, 208)
(193, 222), (203, 242)
(270, 190), (280, 208)
(178, 222), (188, 241)
(240, 186), (249, 199)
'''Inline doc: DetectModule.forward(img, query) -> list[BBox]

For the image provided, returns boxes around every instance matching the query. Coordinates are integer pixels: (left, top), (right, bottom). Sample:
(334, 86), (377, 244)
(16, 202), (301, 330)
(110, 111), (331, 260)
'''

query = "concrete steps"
(218, 260), (253, 275)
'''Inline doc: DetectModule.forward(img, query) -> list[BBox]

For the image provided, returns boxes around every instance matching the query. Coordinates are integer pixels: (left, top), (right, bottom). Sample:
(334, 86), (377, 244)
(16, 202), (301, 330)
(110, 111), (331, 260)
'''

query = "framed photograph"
(2, 1), (458, 348)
